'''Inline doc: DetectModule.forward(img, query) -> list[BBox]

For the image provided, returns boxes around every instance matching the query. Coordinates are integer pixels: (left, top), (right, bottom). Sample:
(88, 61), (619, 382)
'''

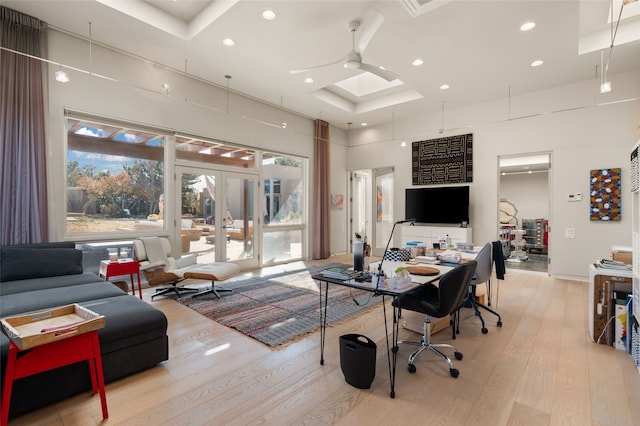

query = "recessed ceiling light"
(440, 84), (450, 90)
(304, 77), (313, 83)
(520, 22), (536, 31)
(531, 60), (544, 67)
(222, 38), (234, 46)
(361, 123), (368, 127)
(262, 10), (276, 20)
(412, 59), (424, 66)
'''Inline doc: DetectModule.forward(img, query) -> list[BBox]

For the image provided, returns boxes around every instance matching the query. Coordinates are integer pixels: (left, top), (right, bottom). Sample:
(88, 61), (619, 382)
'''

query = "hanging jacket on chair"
(492, 240), (506, 280)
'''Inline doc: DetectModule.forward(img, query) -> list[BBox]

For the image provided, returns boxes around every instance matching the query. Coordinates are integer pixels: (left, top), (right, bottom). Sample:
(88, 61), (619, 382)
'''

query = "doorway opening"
(349, 167), (395, 257)
(498, 153), (551, 274)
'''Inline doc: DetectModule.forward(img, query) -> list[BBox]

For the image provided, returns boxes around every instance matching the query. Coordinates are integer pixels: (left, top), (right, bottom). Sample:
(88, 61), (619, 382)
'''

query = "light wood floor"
(9, 255), (640, 425)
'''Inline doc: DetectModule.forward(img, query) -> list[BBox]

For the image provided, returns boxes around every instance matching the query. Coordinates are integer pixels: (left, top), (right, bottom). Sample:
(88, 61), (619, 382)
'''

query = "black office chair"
(392, 260), (477, 378)
(458, 242), (502, 334)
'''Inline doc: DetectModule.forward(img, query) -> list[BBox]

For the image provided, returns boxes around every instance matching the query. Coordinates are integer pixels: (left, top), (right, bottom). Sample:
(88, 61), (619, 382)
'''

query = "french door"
(176, 167), (259, 270)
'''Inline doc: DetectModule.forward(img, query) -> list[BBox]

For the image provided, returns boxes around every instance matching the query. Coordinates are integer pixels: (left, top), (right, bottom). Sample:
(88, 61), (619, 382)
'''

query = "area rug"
(177, 264), (383, 347)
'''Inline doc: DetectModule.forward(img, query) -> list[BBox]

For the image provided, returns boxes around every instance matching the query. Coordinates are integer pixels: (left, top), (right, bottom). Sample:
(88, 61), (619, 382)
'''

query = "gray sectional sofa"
(0, 242), (169, 418)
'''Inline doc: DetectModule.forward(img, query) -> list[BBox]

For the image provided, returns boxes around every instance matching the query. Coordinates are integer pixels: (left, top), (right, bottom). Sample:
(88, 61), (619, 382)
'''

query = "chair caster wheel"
(450, 368), (459, 378)
(454, 351), (463, 361)
(497, 320), (503, 327)
(408, 364), (417, 374)
(481, 327), (488, 334)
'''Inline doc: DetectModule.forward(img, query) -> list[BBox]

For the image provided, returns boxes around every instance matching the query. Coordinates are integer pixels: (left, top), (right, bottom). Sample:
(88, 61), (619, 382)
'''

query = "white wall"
(348, 70), (640, 280)
(44, 30), (350, 259)
(500, 172), (549, 223)
(41, 30), (640, 274)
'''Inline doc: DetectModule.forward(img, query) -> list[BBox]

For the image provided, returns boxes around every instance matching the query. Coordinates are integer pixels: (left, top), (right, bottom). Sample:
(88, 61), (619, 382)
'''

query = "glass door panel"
(225, 173), (258, 268)
(372, 168), (394, 256)
(178, 170), (217, 264)
(177, 168), (259, 270)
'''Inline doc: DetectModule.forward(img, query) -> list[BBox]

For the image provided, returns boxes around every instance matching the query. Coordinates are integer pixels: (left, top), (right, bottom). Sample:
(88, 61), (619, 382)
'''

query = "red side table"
(1, 331), (108, 425)
(99, 260), (142, 299)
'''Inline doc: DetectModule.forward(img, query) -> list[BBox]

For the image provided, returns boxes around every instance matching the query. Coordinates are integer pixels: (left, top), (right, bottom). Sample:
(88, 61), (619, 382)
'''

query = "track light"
(161, 83), (170, 96)
(600, 81), (612, 93)
(55, 67), (69, 83)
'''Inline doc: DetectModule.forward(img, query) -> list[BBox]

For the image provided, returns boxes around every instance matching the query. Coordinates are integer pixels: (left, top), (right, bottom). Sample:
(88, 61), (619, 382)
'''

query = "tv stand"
(399, 224), (472, 248)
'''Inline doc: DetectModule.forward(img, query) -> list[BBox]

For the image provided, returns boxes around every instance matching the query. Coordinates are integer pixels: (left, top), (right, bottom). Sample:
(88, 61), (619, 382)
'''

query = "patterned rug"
(177, 263), (382, 347)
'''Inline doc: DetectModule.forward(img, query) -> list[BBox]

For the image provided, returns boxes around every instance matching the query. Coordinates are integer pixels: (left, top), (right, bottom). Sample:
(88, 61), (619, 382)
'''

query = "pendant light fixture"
(88, 21), (93, 76)
(600, 0), (636, 93)
(225, 75), (231, 113)
(392, 112), (395, 142)
(280, 96), (287, 129)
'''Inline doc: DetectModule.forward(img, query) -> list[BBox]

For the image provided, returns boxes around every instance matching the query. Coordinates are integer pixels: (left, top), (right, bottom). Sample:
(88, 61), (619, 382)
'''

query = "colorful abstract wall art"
(590, 168), (621, 221)
(376, 185), (383, 222)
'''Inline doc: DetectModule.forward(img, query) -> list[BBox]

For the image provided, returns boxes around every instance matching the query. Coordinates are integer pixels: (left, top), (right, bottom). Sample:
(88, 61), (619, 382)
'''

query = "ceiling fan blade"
(358, 63), (399, 82)
(356, 10), (384, 53)
(289, 57), (345, 74)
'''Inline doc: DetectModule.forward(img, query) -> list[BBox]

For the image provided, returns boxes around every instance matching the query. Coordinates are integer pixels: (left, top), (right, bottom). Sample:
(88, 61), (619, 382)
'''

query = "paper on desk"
(441, 249), (476, 260)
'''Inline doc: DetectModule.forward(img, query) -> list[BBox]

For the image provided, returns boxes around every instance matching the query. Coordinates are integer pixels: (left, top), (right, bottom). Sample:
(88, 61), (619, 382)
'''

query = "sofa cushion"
(80, 295), (168, 353)
(0, 273), (102, 296)
(0, 282), (125, 317)
(1, 247), (83, 282)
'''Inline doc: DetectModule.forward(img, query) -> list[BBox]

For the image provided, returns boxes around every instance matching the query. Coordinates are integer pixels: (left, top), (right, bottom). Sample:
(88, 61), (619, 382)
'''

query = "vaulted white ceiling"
(5, 0), (640, 130)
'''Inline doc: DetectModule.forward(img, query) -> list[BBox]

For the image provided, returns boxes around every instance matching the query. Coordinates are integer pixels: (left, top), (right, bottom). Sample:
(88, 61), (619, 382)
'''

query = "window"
(66, 117), (166, 235)
(263, 157), (303, 226)
(262, 154), (305, 264)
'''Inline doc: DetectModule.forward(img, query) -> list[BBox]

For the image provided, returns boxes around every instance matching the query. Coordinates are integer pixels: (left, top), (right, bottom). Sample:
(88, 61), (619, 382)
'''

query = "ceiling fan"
(289, 10), (399, 82)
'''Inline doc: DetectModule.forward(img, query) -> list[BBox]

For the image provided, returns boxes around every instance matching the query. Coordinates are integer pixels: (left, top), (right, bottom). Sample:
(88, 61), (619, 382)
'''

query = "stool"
(186, 263), (240, 299)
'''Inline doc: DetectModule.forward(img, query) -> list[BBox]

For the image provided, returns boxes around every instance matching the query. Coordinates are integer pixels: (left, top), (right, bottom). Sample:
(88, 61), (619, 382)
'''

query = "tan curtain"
(0, 7), (48, 244)
(312, 119), (330, 259)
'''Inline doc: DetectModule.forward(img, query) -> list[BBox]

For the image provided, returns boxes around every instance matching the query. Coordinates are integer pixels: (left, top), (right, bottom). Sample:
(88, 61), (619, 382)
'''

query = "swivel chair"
(392, 260), (477, 378)
(458, 242), (502, 334)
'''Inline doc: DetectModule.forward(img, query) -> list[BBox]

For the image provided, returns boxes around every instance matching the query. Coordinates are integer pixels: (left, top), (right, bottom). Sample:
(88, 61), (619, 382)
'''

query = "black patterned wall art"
(412, 133), (473, 185)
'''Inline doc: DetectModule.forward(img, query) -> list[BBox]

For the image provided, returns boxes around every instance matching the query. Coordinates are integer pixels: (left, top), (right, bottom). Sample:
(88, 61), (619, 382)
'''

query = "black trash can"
(339, 334), (376, 389)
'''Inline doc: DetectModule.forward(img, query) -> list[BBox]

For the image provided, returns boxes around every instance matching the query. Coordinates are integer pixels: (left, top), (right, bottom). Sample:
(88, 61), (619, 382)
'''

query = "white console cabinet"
(399, 224), (472, 248)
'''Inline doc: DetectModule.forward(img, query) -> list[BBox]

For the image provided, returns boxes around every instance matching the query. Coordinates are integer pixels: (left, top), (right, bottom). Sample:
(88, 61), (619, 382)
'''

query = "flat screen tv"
(405, 186), (469, 225)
